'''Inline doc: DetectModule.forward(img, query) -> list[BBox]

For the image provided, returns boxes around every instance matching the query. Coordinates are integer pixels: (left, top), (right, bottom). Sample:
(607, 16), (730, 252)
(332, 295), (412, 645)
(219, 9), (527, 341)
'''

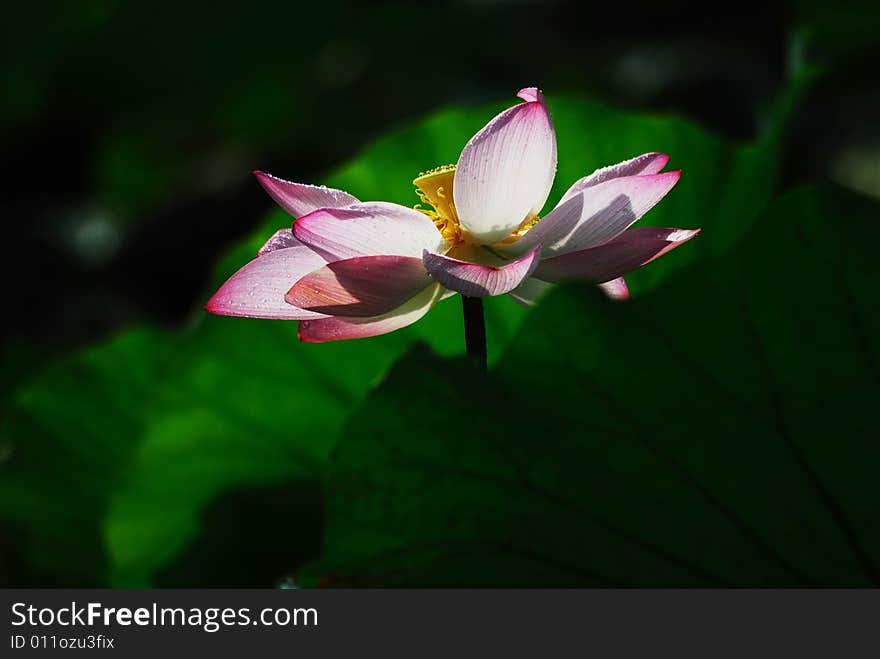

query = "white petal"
(297, 283), (445, 342)
(597, 277), (629, 301)
(422, 243), (542, 297)
(556, 152), (670, 208)
(293, 202), (445, 260)
(253, 171), (359, 218)
(206, 246), (329, 320)
(453, 88), (557, 244)
(507, 277), (555, 307)
(503, 171), (681, 257)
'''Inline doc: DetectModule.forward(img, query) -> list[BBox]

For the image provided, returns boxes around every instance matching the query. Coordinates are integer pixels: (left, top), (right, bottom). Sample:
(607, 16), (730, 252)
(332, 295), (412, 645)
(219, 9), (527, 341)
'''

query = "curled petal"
(506, 171), (681, 258)
(298, 283), (446, 343)
(453, 88), (557, 244)
(253, 171), (359, 218)
(205, 246), (329, 320)
(285, 255), (432, 318)
(423, 243), (542, 297)
(534, 227), (700, 283)
(557, 152), (670, 208)
(294, 202), (445, 260)
(597, 277), (630, 301)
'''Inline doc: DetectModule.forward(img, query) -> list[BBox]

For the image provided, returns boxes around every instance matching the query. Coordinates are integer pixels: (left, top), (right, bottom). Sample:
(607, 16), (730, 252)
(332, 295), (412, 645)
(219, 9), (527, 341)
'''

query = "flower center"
(413, 165), (539, 247)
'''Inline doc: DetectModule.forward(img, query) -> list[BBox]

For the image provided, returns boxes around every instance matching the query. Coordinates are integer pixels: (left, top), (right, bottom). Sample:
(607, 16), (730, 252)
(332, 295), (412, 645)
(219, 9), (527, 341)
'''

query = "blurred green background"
(1, 0), (878, 587)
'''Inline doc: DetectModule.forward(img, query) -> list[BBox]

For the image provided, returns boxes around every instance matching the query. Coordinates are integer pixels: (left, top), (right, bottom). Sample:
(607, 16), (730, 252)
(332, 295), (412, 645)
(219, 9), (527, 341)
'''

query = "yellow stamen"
(413, 165), (461, 243)
(412, 164), (539, 247)
(495, 214), (540, 245)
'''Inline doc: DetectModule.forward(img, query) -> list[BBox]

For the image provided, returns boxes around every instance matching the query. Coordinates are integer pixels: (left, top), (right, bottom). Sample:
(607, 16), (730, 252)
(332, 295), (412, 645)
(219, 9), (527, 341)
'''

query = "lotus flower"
(206, 87), (698, 343)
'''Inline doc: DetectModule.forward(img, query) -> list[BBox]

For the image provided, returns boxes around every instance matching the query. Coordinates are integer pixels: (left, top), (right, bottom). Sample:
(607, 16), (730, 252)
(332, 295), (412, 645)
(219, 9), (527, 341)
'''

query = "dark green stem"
(461, 296), (487, 372)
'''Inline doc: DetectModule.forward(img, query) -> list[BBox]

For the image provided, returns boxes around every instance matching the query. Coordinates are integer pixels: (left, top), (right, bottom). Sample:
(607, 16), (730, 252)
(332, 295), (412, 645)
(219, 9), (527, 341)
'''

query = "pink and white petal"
(257, 228), (302, 256)
(293, 202), (445, 260)
(285, 255), (432, 318)
(534, 227), (700, 283)
(423, 243), (542, 297)
(507, 276), (555, 307)
(206, 245), (330, 320)
(505, 171), (681, 258)
(253, 171), (359, 219)
(557, 152), (670, 208)
(453, 87), (557, 244)
(298, 283), (445, 343)
(597, 277), (630, 301)
(516, 87), (543, 102)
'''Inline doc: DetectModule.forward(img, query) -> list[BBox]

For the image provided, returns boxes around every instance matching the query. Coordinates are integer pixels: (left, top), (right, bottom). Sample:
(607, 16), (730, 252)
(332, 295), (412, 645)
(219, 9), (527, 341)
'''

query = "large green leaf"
(0, 92), (789, 586)
(2, 324), (393, 585)
(309, 185), (879, 586)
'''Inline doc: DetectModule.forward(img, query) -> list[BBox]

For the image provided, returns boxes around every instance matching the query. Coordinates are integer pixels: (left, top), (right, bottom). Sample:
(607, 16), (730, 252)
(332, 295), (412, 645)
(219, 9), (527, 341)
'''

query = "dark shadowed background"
(2, 0), (878, 587)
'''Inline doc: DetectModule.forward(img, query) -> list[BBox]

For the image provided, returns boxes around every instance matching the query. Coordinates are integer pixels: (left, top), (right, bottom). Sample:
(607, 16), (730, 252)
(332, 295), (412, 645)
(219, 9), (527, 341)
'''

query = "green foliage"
(1, 93), (793, 586)
(308, 185), (880, 586)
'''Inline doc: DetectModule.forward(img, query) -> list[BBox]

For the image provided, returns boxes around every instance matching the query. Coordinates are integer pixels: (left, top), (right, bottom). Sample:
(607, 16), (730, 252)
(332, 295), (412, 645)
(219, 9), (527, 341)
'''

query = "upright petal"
(285, 255), (432, 317)
(294, 202), (445, 260)
(253, 171), (359, 218)
(422, 243), (542, 297)
(205, 245), (329, 320)
(453, 88), (557, 244)
(534, 227), (700, 283)
(298, 283), (446, 342)
(505, 171), (681, 258)
(557, 152), (670, 208)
